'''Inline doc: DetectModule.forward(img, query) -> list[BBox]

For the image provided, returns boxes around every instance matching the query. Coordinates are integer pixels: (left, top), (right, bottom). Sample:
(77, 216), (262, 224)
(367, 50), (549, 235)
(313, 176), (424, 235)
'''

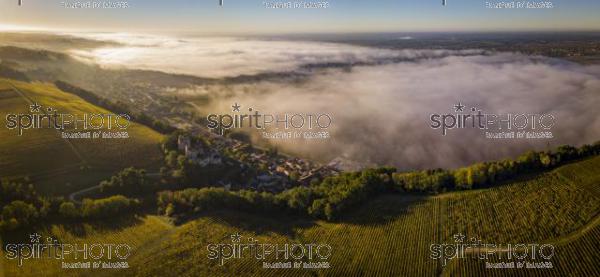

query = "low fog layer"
(4, 32), (599, 170)
(68, 33), (484, 78)
(184, 53), (600, 169)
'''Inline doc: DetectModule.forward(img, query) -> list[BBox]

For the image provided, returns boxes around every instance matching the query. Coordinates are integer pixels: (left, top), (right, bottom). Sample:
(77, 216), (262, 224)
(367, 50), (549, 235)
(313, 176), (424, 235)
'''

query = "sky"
(0, 0), (599, 34)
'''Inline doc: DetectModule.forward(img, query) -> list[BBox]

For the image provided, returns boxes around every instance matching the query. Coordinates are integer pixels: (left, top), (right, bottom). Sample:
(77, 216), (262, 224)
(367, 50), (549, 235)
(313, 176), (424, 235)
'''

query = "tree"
(100, 167), (147, 196)
(59, 202), (80, 219)
(1, 200), (38, 230)
(81, 195), (138, 219)
(278, 187), (314, 212)
(1, 181), (38, 206)
(517, 150), (541, 170)
(467, 163), (488, 188)
(164, 203), (176, 217)
(165, 151), (179, 168)
(453, 168), (471, 189)
(540, 152), (554, 167)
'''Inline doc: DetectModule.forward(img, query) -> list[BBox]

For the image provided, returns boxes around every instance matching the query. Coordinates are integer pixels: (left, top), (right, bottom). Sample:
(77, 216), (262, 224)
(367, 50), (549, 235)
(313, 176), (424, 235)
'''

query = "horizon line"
(1, 23), (600, 36)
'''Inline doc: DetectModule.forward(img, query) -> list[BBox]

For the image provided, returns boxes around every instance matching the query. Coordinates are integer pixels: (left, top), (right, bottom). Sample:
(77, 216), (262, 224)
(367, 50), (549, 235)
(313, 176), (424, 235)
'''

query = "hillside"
(2, 156), (598, 276)
(0, 78), (164, 195)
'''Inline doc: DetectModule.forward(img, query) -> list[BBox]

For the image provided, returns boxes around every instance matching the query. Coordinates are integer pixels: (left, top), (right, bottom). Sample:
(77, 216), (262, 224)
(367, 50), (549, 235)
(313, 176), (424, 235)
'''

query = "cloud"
(56, 33), (600, 169)
(67, 33), (485, 78)
(194, 53), (600, 170)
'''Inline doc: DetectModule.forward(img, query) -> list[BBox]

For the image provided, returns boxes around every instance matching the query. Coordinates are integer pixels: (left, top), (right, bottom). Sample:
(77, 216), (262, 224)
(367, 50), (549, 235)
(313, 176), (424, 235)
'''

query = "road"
(68, 184), (102, 204)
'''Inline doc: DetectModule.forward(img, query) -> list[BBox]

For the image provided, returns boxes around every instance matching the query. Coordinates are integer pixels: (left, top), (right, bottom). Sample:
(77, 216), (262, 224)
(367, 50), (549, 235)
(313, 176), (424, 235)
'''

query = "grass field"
(0, 78), (164, 196)
(2, 155), (597, 276)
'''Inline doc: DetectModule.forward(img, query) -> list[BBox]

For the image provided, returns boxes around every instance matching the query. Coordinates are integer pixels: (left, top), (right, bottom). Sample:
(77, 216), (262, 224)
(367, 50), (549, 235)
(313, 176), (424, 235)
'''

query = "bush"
(157, 188), (281, 219)
(59, 202), (80, 219)
(100, 168), (148, 196)
(393, 169), (453, 192)
(81, 195), (139, 219)
(0, 200), (38, 231)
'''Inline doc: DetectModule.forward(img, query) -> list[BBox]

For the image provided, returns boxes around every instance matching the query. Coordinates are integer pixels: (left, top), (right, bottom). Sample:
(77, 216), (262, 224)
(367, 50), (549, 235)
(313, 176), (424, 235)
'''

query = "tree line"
(0, 180), (138, 232)
(393, 144), (598, 192)
(157, 142), (600, 221)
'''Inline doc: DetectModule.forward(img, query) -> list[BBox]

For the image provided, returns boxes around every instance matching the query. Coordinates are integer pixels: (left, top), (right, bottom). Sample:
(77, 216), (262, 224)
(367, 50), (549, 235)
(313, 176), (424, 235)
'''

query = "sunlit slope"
(0, 78), (164, 195)
(0, 216), (174, 277)
(442, 219), (600, 277)
(127, 156), (600, 276)
(0, 155), (597, 276)
(295, 158), (600, 277)
(0, 81), (82, 182)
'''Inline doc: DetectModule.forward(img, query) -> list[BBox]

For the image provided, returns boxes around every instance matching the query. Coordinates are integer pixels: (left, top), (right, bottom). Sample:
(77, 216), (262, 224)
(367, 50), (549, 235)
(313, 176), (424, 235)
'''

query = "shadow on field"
(59, 214), (144, 237)
(194, 210), (316, 237)
(168, 194), (432, 234)
(335, 193), (429, 226)
(0, 214), (144, 246)
(177, 194), (430, 234)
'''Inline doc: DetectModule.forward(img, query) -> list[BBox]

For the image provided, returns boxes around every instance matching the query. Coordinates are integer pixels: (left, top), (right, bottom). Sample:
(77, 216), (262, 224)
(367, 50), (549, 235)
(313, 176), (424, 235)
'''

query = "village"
(176, 134), (339, 193)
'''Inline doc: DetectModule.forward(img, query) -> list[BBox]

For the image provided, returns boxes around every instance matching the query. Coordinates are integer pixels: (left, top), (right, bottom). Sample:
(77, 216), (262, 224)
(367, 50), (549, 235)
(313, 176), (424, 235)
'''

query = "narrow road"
(68, 184), (102, 204)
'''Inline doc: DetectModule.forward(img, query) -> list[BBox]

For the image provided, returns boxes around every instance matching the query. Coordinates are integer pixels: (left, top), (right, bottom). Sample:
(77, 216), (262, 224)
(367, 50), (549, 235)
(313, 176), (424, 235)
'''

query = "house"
(178, 135), (191, 152)
(179, 135), (223, 167)
(185, 147), (200, 161)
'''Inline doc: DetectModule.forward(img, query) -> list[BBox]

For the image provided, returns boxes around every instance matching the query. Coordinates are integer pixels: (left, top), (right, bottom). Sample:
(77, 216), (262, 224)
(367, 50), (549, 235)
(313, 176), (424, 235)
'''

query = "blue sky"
(0, 0), (599, 33)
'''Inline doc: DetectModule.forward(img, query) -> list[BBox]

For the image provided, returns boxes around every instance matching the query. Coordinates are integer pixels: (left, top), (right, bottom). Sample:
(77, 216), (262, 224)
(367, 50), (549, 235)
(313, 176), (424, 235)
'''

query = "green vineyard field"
(1, 155), (599, 276)
(0, 79), (164, 196)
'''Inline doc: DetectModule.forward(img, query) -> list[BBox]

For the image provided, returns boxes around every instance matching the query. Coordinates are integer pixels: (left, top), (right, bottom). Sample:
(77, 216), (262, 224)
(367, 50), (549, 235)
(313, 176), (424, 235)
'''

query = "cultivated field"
(0, 216), (174, 277)
(1, 151), (598, 276)
(0, 79), (164, 195)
